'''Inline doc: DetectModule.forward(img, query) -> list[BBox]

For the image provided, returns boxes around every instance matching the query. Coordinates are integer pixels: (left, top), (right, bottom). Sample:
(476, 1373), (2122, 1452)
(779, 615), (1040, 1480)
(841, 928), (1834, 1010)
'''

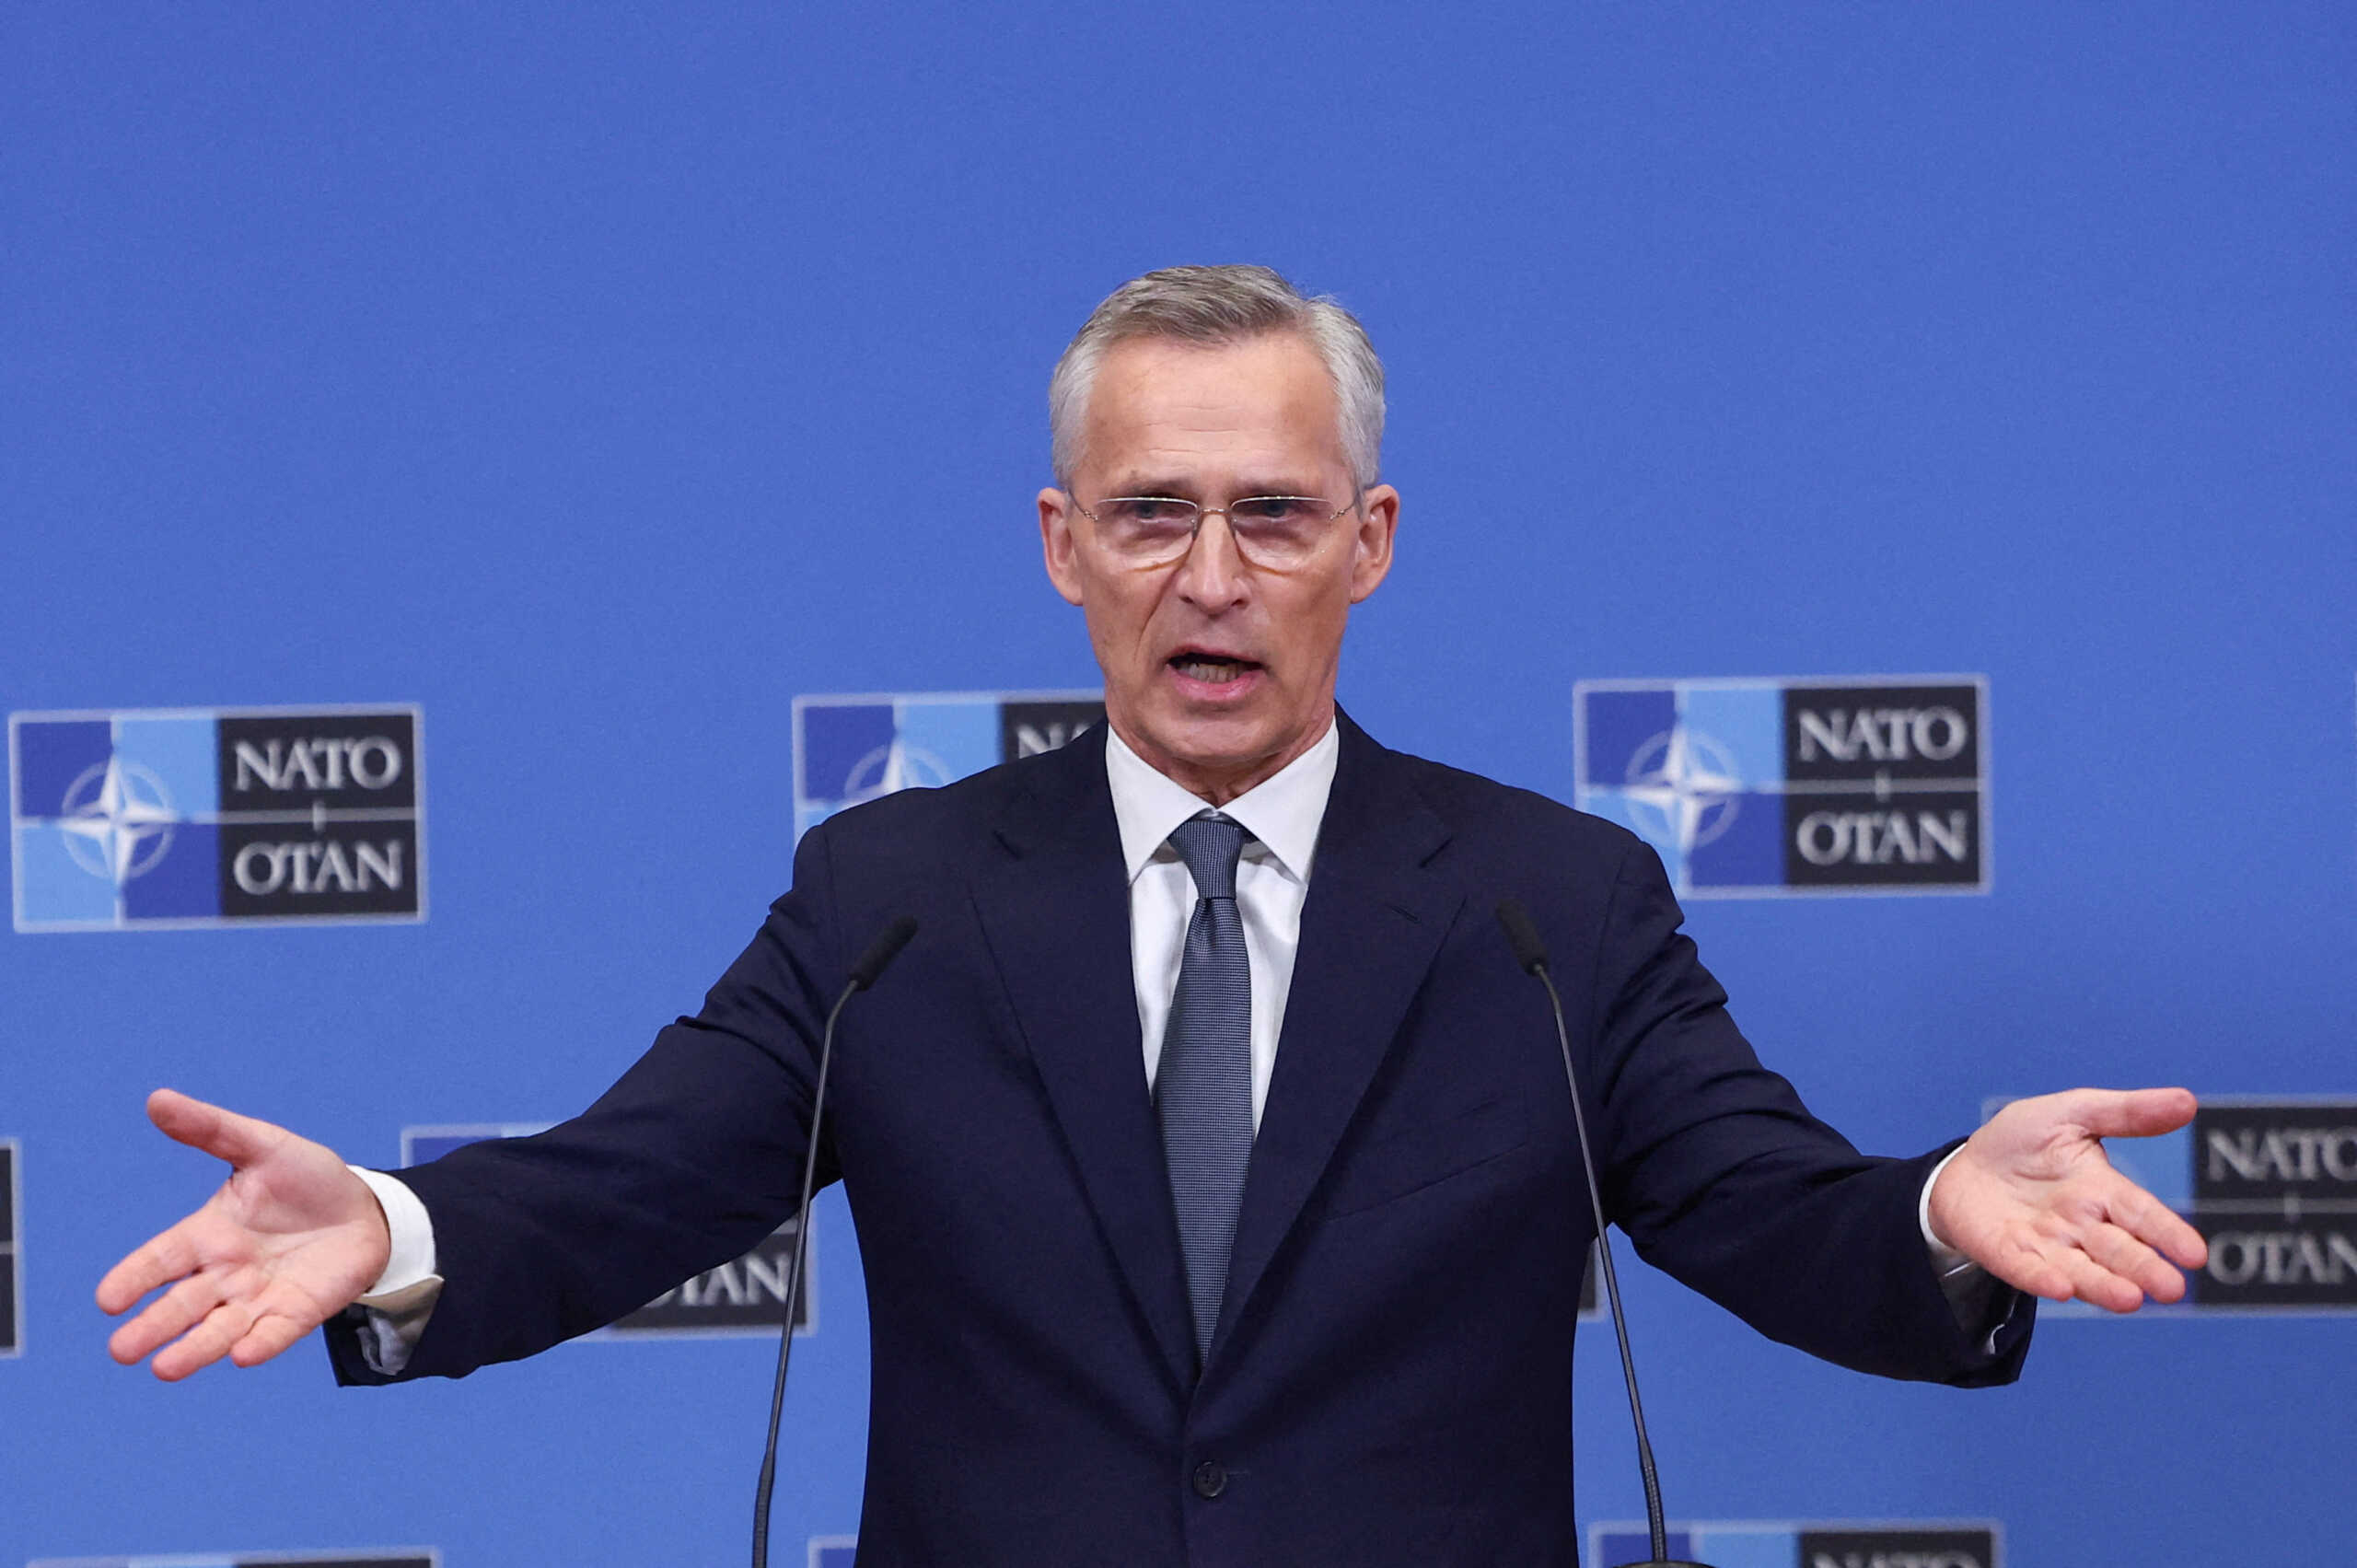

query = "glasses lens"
(1227, 497), (1338, 569)
(1091, 497), (1198, 563)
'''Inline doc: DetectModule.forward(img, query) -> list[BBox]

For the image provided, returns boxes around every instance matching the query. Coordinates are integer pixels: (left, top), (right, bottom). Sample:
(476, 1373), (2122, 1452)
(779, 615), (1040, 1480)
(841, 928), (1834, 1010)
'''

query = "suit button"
(1191, 1460), (1228, 1499)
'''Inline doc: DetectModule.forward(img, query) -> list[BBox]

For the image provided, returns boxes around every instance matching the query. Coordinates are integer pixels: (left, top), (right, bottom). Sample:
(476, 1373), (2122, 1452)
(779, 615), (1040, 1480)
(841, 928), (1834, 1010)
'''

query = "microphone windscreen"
(1492, 898), (1550, 976)
(848, 915), (920, 991)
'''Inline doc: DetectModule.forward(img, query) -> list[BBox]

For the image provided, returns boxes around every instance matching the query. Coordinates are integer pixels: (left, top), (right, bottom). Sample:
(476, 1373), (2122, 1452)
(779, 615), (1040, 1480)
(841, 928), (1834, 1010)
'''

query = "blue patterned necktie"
(1157, 811), (1255, 1366)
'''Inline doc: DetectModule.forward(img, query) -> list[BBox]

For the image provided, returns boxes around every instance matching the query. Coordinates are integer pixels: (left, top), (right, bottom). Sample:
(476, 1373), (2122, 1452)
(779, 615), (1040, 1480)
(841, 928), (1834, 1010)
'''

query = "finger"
(96, 1222), (204, 1315)
(2106, 1177), (2209, 1270)
(150, 1298), (261, 1383)
(2055, 1248), (2146, 1314)
(230, 1307), (318, 1368)
(107, 1264), (242, 1365)
(1980, 1230), (2078, 1303)
(2049, 1086), (2198, 1142)
(2081, 1220), (2186, 1305)
(145, 1088), (286, 1168)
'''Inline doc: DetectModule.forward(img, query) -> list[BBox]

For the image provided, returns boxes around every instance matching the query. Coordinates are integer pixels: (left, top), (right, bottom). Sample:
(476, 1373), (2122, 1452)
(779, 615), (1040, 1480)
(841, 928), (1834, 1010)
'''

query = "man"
(101, 266), (2206, 1566)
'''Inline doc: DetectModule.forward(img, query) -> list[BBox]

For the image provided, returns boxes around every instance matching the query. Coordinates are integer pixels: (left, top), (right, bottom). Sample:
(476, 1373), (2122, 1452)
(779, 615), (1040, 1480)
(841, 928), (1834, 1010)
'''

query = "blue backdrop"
(3, 5), (2351, 1564)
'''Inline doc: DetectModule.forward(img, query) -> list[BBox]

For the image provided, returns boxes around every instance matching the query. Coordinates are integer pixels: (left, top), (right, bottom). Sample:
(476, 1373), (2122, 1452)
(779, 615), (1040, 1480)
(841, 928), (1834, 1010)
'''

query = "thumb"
(2058, 1086), (2199, 1141)
(146, 1088), (285, 1169)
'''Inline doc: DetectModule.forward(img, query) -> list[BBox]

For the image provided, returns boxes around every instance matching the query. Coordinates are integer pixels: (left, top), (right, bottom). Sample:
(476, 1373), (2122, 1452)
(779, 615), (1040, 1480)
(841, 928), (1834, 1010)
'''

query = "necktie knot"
(1167, 813), (1244, 901)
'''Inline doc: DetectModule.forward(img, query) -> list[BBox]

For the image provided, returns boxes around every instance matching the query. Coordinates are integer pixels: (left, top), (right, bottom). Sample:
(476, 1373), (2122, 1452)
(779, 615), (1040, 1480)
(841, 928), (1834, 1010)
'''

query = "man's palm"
(98, 1089), (390, 1380)
(1929, 1086), (2207, 1313)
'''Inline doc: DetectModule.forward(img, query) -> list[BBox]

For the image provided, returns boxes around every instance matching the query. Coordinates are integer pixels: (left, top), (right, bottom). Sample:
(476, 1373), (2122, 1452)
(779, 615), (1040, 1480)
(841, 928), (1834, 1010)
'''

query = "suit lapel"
(967, 726), (1197, 1390)
(1215, 714), (1461, 1353)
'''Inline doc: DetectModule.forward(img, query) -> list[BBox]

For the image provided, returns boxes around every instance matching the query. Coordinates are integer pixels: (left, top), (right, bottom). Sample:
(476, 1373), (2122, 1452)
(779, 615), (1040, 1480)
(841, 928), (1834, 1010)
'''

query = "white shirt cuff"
(1920, 1145), (1977, 1278)
(349, 1166), (440, 1300)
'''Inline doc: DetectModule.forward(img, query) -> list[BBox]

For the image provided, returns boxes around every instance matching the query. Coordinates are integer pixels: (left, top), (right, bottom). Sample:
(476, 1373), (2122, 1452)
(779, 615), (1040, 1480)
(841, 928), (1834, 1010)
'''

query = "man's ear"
(1039, 487), (1086, 606)
(1347, 483), (1399, 604)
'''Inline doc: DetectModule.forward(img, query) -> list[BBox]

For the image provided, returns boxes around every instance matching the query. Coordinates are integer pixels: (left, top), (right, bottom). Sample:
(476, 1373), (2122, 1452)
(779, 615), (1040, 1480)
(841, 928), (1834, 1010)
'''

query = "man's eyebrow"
(1097, 475), (1195, 497)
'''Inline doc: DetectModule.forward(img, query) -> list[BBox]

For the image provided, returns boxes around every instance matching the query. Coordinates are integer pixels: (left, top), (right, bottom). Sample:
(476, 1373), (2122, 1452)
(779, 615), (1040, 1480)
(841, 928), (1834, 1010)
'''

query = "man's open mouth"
(1168, 652), (1261, 685)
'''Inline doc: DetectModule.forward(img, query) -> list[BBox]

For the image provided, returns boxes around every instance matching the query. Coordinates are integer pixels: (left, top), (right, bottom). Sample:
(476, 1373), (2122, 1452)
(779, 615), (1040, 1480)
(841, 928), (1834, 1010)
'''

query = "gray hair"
(1048, 264), (1385, 492)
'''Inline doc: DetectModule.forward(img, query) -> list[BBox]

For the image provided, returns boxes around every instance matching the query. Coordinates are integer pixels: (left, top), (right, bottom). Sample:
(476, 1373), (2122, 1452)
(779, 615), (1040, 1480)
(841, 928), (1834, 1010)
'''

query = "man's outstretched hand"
(1929, 1086), (2207, 1313)
(98, 1088), (391, 1380)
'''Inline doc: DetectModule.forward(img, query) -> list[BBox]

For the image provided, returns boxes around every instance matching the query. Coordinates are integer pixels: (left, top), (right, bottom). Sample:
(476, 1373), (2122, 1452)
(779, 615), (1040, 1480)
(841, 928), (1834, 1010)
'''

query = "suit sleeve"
(328, 822), (848, 1384)
(1585, 840), (2033, 1387)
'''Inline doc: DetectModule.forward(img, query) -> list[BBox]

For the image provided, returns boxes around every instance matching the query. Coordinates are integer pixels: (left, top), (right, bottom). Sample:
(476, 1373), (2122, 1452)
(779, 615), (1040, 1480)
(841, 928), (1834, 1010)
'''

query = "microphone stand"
(1496, 899), (1711, 1568)
(750, 916), (919, 1568)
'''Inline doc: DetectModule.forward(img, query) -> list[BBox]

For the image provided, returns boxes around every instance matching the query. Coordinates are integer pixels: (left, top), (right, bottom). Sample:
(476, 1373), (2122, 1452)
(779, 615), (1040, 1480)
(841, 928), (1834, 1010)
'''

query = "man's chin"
(1134, 703), (1262, 754)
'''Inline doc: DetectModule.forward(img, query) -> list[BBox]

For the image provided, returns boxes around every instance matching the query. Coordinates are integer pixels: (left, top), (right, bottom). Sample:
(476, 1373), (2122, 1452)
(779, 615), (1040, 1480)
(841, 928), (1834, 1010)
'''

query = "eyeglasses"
(1069, 493), (1360, 572)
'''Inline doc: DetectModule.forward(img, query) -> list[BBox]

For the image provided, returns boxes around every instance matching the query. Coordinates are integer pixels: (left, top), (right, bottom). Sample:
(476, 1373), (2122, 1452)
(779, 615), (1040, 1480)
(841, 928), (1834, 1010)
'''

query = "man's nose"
(1173, 509), (1250, 608)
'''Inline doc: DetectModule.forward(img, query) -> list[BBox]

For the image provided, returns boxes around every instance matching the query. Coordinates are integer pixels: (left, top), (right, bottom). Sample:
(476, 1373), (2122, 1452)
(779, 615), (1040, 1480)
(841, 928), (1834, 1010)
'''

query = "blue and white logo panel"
(1575, 676), (1989, 899)
(793, 690), (1103, 841)
(10, 705), (424, 931)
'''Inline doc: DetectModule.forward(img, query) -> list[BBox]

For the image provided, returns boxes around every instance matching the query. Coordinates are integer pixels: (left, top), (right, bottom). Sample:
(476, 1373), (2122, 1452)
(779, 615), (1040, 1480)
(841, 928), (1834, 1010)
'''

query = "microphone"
(751, 915), (920, 1568)
(846, 914), (918, 991)
(1493, 899), (1710, 1568)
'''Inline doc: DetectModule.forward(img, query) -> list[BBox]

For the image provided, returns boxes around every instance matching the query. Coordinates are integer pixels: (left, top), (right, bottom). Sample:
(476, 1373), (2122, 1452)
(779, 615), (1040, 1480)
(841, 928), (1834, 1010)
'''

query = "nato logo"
(794, 691), (1104, 839)
(2025, 1095), (2357, 1314)
(10, 706), (424, 931)
(1590, 1519), (1999, 1568)
(402, 1127), (815, 1337)
(1, 1139), (19, 1357)
(28, 1555), (437, 1568)
(1575, 677), (1988, 898)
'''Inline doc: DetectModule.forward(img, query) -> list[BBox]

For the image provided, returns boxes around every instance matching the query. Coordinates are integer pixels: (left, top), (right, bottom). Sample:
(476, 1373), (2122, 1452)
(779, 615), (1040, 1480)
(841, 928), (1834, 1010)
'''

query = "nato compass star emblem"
(1620, 725), (1744, 854)
(59, 758), (180, 884)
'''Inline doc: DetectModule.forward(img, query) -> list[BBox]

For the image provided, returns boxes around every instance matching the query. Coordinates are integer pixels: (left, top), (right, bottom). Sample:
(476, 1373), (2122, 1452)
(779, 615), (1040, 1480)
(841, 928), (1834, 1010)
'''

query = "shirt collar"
(1104, 714), (1339, 886)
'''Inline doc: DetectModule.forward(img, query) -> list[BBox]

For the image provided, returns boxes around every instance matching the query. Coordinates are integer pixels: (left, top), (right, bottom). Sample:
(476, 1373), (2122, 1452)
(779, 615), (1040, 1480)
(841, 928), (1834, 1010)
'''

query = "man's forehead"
(1080, 331), (1347, 478)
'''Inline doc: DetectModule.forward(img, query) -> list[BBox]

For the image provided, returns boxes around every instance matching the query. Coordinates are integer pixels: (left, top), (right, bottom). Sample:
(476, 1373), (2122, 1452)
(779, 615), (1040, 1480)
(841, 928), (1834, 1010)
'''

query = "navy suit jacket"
(333, 714), (2031, 1566)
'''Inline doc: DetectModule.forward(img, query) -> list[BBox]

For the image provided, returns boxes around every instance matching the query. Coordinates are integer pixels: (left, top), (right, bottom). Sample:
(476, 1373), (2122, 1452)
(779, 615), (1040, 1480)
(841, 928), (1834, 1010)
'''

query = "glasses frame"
(1066, 489), (1364, 572)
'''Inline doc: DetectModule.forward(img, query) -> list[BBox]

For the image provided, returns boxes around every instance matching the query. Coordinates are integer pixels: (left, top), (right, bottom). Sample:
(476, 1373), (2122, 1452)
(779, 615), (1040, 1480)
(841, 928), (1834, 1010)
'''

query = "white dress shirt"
(352, 712), (1989, 1365)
